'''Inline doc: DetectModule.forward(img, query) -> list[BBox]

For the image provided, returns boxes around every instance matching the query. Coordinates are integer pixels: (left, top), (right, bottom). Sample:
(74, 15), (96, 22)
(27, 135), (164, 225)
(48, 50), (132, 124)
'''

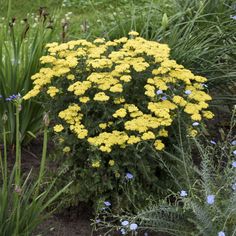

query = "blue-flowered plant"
(93, 107), (236, 235)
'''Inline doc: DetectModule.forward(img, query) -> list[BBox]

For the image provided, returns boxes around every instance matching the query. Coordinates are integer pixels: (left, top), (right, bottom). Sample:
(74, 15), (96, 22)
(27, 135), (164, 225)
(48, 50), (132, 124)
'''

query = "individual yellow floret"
(172, 96), (187, 107)
(120, 75), (132, 82)
(128, 31), (139, 37)
(154, 139), (165, 150)
(108, 160), (115, 166)
(47, 86), (59, 97)
(79, 96), (90, 103)
(67, 74), (75, 80)
(188, 128), (198, 137)
(202, 111), (214, 119)
(99, 123), (107, 129)
(53, 124), (64, 132)
(158, 129), (168, 137)
(93, 92), (110, 101)
(110, 84), (123, 93)
(63, 146), (71, 153)
(114, 97), (126, 104)
(100, 146), (112, 153)
(191, 113), (202, 121)
(113, 108), (127, 118)
(92, 160), (101, 168)
(127, 135), (141, 144)
(141, 131), (156, 140)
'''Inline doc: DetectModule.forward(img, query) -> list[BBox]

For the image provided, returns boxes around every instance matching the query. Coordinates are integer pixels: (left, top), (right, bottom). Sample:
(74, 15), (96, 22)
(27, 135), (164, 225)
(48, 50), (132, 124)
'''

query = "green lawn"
(0, 0), (160, 40)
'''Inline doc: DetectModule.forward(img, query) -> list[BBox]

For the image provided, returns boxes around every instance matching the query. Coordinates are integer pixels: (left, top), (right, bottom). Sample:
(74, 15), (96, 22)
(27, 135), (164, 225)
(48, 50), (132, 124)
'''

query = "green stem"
(177, 110), (191, 190)
(3, 124), (7, 181)
(0, 115), (8, 184)
(14, 102), (21, 236)
(36, 123), (48, 194)
(0, 144), (4, 181)
(6, 0), (11, 20)
(15, 104), (21, 186)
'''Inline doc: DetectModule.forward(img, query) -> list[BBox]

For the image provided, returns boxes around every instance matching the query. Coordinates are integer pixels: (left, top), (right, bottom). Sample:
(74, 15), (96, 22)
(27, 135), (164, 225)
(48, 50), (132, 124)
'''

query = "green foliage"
(0, 98), (71, 235)
(94, 108), (236, 235)
(51, 142), (172, 211)
(0, 10), (61, 144)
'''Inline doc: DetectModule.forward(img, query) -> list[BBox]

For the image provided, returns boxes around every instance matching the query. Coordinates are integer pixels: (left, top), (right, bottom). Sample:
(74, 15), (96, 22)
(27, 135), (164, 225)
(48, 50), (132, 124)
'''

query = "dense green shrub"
(23, 32), (214, 210)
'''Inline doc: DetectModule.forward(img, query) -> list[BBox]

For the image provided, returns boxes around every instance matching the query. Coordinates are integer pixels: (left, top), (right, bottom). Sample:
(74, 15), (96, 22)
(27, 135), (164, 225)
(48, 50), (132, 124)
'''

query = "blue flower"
(232, 183), (236, 191)
(232, 161), (236, 168)
(231, 140), (236, 146)
(130, 223), (138, 231)
(121, 220), (129, 226)
(210, 140), (216, 145)
(161, 96), (167, 101)
(120, 228), (126, 235)
(104, 201), (111, 207)
(233, 150), (236, 155)
(218, 231), (225, 236)
(180, 190), (187, 197)
(206, 195), (215, 205)
(156, 89), (163, 95)
(185, 90), (192, 95)
(126, 172), (133, 179)
(230, 15), (236, 20)
(192, 122), (199, 127)
(6, 93), (21, 102)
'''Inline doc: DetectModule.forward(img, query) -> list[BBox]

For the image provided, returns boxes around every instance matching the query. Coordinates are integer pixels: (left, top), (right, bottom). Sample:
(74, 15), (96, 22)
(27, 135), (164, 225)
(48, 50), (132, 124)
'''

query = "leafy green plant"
(94, 107), (236, 235)
(0, 96), (71, 236)
(0, 9), (60, 145)
(23, 33), (214, 211)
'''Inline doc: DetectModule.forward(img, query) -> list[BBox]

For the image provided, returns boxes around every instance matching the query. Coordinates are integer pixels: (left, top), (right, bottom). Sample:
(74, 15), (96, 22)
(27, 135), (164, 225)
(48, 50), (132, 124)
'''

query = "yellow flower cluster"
(23, 32), (213, 153)
(47, 86), (59, 97)
(58, 104), (88, 139)
(88, 131), (129, 153)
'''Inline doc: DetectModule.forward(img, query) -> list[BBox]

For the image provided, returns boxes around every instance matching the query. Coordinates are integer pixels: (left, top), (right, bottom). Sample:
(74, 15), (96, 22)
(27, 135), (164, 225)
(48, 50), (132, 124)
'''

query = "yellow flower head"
(53, 124), (64, 132)
(108, 160), (115, 166)
(92, 160), (101, 168)
(63, 146), (71, 153)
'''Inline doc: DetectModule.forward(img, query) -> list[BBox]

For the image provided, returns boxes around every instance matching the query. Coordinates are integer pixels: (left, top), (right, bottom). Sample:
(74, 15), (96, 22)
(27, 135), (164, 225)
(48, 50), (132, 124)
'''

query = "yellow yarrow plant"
(24, 32), (213, 154)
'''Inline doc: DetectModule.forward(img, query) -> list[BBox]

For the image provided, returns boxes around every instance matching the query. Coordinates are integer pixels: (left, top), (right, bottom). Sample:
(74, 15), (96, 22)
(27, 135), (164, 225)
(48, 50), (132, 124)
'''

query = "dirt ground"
(34, 215), (94, 236)
(34, 216), (162, 236)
